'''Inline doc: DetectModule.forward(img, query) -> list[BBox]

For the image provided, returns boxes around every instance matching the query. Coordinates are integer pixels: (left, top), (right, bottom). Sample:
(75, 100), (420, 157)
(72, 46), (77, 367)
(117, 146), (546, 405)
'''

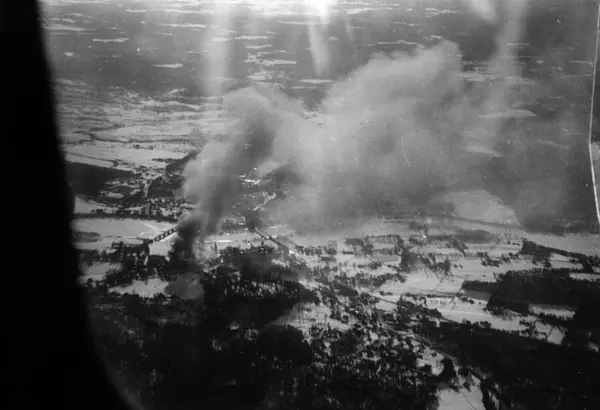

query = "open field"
(74, 217), (172, 242)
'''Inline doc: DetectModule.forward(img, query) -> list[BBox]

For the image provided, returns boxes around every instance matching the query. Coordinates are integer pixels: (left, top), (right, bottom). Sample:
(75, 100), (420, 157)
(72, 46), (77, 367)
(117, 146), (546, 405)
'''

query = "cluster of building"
(293, 235), (403, 261)
(333, 271), (404, 290)
(304, 283), (450, 390)
(90, 199), (188, 222)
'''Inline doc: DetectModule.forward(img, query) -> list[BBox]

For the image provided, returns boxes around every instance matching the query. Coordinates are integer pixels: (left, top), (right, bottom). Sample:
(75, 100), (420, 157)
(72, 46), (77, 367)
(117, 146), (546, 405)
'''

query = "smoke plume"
(179, 43), (508, 245)
(177, 0), (597, 252)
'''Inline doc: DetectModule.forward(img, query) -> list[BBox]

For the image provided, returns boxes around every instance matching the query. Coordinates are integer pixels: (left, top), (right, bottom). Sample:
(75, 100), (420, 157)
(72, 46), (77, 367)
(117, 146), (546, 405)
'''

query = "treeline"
(462, 268), (600, 345)
(89, 263), (441, 410)
(463, 268), (600, 309)
(90, 264), (320, 410)
(418, 319), (600, 410)
(520, 240), (600, 268)
(201, 267), (320, 330)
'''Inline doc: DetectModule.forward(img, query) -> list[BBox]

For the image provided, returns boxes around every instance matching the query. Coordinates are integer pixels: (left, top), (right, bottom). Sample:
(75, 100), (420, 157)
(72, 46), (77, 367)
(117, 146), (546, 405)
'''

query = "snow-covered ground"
(208, 230), (263, 245)
(437, 380), (485, 410)
(55, 79), (221, 145)
(363, 265), (571, 344)
(65, 153), (128, 169)
(274, 302), (354, 338)
(524, 233), (600, 257)
(74, 197), (114, 214)
(412, 297), (569, 344)
(416, 344), (446, 375)
(73, 197), (592, 348)
(570, 273), (600, 281)
(451, 258), (539, 282)
(81, 262), (121, 280)
(82, 227), (265, 256)
(149, 235), (178, 255)
(379, 272), (464, 296)
(73, 217), (174, 251)
(66, 142), (184, 170)
(432, 298), (525, 331)
(529, 304), (576, 319)
(401, 293), (568, 344)
(535, 322), (567, 345)
(74, 217), (173, 241)
(111, 278), (168, 297)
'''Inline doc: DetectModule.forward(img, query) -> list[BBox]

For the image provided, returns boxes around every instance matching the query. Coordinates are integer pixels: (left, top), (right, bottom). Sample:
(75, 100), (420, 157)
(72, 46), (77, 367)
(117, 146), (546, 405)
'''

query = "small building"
(522, 254), (534, 262)
(346, 238), (367, 254)
(111, 239), (149, 258)
(346, 238), (366, 247)
(350, 257), (376, 269)
(304, 246), (323, 256)
(371, 242), (396, 255)
(365, 234), (403, 246)
(371, 254), (398, 264)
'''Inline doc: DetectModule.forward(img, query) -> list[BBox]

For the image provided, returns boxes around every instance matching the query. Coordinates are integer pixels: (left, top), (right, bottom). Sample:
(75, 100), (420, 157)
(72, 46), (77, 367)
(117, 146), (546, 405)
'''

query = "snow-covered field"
(427, 296), (524, 330)
(529, 304), (576, 319)
(399, 293), (568, 344)
(570, 273), (600, 281)
(437, 381), (485, 410)
(55, 79), (221, 145)
(525, 233), (600, 256)
(66, 142), (184, 170)
(381, 272), (463, 296)
(274, 302), (354, 337)
(149, 236), (178, 256)
(73, 217), (173, 250)
(112, 277), (168, 297)
(81, 262), (121, 280)
(74, 217), (270, 254)
(65, 153), (129, 170)
(451, 258), (539, 282)
(74, 197), (114, 214)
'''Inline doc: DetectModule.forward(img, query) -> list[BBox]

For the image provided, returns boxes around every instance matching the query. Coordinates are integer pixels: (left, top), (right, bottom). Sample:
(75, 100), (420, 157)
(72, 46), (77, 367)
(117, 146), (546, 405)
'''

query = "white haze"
(177, 0), (595, 250)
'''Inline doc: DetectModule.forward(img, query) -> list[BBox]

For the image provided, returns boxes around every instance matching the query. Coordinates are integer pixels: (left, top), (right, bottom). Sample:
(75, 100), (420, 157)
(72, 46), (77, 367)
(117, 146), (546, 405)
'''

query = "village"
(76, 205), (600, 409)
(66, 108), (600, 409)
(76, 202), (599, 341)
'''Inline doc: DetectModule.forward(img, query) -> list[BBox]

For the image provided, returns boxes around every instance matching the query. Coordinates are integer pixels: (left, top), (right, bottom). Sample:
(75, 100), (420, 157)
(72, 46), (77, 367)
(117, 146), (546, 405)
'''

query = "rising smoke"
(176, 0), (597, 253)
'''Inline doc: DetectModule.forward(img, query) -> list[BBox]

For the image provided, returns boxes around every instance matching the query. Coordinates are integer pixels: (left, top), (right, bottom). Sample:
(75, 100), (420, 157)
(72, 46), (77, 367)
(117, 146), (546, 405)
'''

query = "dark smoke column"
(177, 86), (285, 253)
(168, 215), (206, 271)
(176, 217), (202, 255)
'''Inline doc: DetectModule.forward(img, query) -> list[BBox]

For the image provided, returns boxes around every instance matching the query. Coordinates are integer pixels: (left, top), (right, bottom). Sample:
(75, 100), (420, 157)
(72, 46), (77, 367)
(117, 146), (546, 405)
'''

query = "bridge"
(253, 228), (310, 268)
(145, 226), (179, 244)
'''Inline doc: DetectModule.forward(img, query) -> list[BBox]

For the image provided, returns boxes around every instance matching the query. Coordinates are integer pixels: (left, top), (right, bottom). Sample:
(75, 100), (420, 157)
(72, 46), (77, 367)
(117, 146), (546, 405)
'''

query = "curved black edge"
(4, 2), (129, 410)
